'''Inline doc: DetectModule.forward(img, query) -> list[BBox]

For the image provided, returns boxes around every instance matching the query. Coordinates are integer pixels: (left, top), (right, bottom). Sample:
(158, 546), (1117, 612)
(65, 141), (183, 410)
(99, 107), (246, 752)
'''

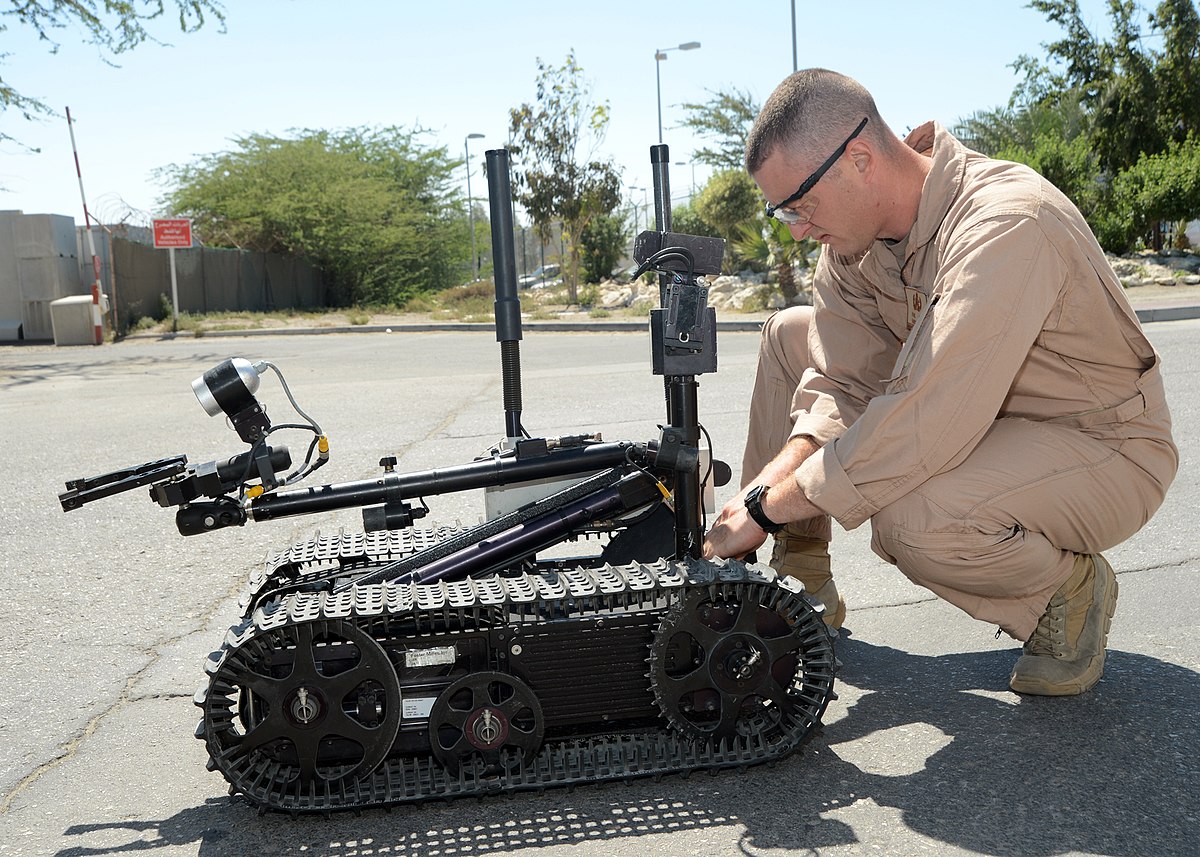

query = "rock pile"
(593, 250), (1199, 312)
(1108, 250), (1200, 287)
(596, 270), (816, 312)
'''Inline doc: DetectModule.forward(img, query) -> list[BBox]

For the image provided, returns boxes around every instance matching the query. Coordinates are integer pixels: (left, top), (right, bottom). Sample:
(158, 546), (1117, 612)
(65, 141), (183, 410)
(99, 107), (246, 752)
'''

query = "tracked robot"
(59, 148), (836, 812)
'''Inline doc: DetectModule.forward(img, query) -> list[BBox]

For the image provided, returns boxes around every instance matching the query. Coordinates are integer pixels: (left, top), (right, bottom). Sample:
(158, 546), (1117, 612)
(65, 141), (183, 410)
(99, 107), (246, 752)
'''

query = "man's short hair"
(745, 69), (889, 175)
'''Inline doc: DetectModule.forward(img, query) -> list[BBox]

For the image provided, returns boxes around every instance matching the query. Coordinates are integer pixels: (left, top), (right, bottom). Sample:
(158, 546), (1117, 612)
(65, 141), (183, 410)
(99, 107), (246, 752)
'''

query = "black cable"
(632, 246), (696, 281)
(233, 423), (322, 501)
(698, 421), (715, 531)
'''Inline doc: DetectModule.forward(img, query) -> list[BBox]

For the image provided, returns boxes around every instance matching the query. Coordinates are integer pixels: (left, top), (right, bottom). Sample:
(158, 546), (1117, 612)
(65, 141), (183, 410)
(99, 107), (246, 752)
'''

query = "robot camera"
(192, 358), (272, 444)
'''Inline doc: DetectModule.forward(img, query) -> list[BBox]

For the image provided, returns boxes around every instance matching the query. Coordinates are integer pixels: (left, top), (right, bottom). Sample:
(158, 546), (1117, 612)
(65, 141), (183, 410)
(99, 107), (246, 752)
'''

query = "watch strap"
(744, 485), (784, 534)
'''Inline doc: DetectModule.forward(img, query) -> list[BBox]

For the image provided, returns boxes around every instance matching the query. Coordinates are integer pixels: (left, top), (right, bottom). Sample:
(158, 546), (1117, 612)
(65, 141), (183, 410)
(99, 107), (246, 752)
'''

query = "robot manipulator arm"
(59, 356), (322, 536)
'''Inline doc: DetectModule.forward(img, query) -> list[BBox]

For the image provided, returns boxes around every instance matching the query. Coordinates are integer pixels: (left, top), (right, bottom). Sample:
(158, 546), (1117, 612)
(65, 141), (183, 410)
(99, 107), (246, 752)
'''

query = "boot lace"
(1025, 594), (1067, 658)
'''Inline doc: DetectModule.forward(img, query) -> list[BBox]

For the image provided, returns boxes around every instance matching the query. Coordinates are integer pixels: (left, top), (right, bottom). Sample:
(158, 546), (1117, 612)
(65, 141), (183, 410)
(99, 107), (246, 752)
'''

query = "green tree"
(579, 212), (629, 283)
(732, 218), (817, 303)
(670, 201), (721, 239)
(158, 126), (469, 306)
(959, 0), (1200, 251)
(694, 169), (760, 270)
(677, 87), (762, 170)
(508, 51), (622, 303)
(1, 1), (224, 143)
(1090, 0), (1165, 175)
(1020, 0), (1200, 174)
(1109, 136), (1200, 251)
(954, 85), (1092, 156)
(994, 131), (1100, 210)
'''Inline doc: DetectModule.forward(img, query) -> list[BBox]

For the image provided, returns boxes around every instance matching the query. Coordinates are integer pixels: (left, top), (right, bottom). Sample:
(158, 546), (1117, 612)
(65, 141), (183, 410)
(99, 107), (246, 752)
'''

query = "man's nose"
(788, 220), (814, 241)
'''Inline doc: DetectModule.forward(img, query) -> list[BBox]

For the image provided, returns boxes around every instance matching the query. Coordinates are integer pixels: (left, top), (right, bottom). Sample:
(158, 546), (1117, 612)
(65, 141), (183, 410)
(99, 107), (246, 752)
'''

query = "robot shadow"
(55, 635), (1197, 857)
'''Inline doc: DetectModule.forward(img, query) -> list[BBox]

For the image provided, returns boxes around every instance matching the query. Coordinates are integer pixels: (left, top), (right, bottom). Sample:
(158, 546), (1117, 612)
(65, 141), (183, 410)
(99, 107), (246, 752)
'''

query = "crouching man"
(703, 69), (1177, 696)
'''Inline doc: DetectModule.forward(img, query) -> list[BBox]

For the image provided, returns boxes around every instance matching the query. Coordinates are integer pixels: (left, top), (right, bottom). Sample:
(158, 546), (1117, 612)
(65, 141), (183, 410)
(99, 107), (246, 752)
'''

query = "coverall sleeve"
(789, 252), (901, 446)
(795, 216), (1066, 530)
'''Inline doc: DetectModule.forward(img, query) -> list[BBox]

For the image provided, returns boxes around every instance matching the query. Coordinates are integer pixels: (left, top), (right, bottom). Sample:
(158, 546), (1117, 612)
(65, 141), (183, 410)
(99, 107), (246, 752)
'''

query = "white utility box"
(50, 295), (98, 346)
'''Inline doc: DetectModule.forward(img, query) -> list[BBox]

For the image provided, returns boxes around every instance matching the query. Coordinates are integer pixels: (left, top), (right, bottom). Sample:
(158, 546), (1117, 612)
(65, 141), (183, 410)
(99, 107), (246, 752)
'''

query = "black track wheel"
(428, 671), (544, 774)
(201, 619), (401, 804)
(649, 582), (835, 745)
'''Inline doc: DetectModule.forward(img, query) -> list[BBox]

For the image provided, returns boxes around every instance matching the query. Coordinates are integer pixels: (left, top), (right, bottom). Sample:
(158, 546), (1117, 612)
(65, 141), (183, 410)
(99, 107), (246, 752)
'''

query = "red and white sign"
(153, 218), (193, 249)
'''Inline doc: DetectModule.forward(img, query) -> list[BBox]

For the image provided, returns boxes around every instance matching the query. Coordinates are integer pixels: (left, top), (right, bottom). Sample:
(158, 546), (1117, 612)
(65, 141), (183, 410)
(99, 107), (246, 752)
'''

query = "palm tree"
(732, 218), (816, 304)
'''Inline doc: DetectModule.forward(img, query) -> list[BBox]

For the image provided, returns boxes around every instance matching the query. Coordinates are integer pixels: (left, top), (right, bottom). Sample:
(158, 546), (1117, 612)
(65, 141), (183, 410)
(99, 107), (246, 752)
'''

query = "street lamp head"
(656, 42), (701, 60)
(466, 133), (484, 140)
(654, 40), (702, 145)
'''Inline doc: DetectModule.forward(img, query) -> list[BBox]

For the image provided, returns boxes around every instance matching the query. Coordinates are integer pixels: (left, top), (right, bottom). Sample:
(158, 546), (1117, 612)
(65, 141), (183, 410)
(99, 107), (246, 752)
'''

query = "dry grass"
(126, 279), (614, 335)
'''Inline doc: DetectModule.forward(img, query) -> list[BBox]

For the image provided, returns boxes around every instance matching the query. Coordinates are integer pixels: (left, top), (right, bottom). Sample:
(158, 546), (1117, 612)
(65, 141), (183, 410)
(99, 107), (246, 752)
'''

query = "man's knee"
(757, 306), (815, 402)
(871, 491), (934, 566)
(761, 305), (812, 359)
(871, 490), (1024, 583)
(871, 486), (1068, 614)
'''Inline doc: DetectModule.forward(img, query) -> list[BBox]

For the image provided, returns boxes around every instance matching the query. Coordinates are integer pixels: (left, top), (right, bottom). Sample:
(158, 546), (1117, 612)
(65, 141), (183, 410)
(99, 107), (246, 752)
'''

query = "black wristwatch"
(744, 484), (784, 534)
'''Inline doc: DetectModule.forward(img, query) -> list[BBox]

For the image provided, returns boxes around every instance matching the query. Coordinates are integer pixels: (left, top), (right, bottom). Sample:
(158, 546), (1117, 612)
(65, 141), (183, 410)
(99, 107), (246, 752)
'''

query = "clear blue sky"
(0, 0), (1121, 225)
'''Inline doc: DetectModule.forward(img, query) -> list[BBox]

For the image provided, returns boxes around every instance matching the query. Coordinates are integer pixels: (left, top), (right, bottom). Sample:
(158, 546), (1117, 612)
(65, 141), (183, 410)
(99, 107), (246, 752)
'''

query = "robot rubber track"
(195, 557), (837, 813)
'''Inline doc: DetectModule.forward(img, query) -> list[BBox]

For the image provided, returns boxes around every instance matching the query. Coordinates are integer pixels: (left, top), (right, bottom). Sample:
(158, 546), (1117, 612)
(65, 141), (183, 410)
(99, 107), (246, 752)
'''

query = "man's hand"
(703, 488), (768, 560)
(702, 435), (826, 560)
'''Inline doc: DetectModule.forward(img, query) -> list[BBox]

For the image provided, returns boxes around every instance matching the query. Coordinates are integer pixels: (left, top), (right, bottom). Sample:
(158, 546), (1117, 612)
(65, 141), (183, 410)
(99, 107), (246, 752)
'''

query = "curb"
(1135, 305), (1200, 323)
(122, 304), (1200, 341)
(125, 318), (772, 340)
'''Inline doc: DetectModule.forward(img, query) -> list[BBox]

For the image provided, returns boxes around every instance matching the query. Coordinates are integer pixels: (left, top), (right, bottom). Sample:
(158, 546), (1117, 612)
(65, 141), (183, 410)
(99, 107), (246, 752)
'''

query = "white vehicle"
(518, 263), (561, 289)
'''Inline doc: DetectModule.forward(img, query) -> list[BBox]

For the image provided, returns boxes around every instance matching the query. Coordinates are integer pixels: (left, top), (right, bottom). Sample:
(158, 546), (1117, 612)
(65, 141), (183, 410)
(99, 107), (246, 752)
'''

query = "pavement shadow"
(56, 800), (233, 857)
(737, 633), (1198, 856)
(53, 635), (1197, 857)
(0, 349), (226, 391)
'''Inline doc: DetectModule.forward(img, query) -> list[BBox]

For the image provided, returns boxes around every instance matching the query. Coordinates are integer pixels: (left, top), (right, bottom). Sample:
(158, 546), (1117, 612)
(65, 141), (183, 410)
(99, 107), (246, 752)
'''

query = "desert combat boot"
(1009, 553), (1118, 696)
(770, 524), (845, 629)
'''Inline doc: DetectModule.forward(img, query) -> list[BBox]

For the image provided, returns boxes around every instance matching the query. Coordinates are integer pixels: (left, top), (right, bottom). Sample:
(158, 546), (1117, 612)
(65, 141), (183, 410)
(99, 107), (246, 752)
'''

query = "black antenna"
(650, 143), (672, 232)
(486, 148), (524, 440)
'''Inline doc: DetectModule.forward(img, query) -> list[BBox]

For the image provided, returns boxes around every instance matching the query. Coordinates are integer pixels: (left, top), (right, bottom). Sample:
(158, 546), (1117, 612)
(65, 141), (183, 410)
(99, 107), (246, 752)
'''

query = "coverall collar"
(903, 121), (969, 257)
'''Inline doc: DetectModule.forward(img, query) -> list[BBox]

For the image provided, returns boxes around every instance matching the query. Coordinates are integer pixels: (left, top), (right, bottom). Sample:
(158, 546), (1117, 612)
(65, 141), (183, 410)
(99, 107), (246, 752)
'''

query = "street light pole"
(654, 41), (701, 144)
(791, 0), (798, 72)
(675, 160), (696, 200)
(464, 132), (484, 280)
(630, 186), (649, 232)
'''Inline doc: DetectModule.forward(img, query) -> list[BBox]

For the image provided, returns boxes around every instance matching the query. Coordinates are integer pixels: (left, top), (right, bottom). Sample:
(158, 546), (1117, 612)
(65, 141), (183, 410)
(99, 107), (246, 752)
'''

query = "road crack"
(0, 583), (240, 815)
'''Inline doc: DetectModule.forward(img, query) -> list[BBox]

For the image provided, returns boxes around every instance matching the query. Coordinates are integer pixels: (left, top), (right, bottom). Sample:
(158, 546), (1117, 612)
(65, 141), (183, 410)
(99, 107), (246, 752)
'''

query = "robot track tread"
(196, 556), (837, 813)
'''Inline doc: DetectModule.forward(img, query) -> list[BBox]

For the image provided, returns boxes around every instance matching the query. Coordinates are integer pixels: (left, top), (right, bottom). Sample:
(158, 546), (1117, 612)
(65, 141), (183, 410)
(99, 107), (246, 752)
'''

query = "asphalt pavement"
(0, 309), (1196, 856)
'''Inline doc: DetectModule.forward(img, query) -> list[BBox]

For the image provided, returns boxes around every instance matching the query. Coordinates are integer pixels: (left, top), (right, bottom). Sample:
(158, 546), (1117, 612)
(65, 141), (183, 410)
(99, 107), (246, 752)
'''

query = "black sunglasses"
(765, 117), (869, 223)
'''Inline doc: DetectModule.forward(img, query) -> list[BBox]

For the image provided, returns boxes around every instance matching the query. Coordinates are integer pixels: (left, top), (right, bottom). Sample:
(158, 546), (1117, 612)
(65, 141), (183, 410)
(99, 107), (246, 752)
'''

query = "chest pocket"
(885, 294), (940, 394)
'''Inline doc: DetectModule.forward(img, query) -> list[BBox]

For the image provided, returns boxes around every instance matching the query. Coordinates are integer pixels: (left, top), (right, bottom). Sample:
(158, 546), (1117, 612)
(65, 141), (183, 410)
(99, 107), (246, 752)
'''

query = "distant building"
(0, 210), (91, 340)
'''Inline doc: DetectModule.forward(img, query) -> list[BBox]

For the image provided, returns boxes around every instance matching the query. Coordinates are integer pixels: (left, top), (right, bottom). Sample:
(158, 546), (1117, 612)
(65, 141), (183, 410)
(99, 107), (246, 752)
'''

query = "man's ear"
(847, 141), (873, 181)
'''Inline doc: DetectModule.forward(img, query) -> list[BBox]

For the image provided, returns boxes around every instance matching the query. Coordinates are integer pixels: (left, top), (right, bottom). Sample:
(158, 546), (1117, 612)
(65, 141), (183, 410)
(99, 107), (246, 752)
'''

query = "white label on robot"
(402, 696), (437, 719)
(404, 645), (456, 667)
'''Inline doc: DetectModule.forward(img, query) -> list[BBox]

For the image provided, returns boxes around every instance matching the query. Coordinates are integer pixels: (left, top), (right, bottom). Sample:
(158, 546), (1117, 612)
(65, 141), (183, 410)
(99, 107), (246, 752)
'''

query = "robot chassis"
(60, 147), (837, 813)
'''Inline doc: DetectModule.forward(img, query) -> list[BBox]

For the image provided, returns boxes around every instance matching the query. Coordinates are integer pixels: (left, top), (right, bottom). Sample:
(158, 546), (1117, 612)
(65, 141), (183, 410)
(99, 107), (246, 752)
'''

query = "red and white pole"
(66, 107), (105, 345)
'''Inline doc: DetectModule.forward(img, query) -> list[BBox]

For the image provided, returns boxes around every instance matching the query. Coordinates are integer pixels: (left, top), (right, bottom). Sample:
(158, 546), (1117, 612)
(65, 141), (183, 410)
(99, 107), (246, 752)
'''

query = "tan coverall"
(743, 122), (1178, 640)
